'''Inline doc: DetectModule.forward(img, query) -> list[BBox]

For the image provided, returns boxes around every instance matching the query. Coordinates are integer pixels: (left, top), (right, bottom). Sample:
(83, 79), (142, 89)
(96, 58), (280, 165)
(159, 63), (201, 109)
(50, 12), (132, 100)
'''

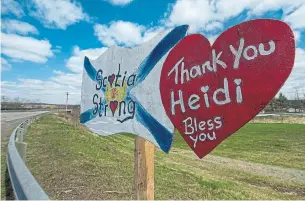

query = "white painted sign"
(80, 25), (188, 153)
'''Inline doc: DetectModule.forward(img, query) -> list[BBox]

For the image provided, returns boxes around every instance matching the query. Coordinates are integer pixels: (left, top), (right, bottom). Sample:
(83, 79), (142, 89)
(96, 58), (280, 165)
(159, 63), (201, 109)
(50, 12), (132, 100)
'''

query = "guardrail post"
(15, 141), (27, 162)
(16, 128), (27, 162)
(17, 129), (24, 141)
(23, 121), (29, 130)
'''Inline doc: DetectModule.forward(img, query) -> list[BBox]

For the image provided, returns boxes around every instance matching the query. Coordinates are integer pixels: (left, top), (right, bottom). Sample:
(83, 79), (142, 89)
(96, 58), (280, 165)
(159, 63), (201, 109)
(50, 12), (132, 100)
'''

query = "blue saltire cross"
(80, 25), (188, 153)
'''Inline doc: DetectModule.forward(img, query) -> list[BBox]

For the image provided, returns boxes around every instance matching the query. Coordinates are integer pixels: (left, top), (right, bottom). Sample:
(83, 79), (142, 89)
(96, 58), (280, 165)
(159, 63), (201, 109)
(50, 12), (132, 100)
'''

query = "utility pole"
(65, 92), (69, 116)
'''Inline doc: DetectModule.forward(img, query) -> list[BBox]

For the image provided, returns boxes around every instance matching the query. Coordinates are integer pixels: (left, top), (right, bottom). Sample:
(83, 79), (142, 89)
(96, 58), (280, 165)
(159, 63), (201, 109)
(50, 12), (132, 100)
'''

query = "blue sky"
(1, 0), (305, 104)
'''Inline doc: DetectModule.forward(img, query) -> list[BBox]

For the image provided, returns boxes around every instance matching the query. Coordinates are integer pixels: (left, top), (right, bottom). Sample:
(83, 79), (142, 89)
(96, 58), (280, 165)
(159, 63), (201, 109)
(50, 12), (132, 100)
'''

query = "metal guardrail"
(6, 116), (50, 200)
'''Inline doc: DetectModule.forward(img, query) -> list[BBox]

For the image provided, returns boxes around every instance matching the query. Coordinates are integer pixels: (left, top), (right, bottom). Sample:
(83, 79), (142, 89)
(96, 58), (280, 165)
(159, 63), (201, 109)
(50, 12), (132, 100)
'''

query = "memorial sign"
(160, 19), (295, 158)
(80, 25), (189, 153)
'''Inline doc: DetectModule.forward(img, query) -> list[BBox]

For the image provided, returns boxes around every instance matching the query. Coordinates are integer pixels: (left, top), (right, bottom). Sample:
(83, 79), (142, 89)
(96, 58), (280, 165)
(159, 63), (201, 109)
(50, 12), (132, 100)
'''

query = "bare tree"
(1, 96), (11, 109)
(302, 89), (305, 111)
(34, 99), (41, 103)
(295, 87), (300, 100)
(1, 95), (10, 103)
(292, 87), (303, 112)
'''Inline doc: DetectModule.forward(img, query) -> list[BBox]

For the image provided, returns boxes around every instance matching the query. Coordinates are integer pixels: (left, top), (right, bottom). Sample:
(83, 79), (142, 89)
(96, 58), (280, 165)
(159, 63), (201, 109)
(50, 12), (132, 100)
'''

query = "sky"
(1, 0), (305, 104)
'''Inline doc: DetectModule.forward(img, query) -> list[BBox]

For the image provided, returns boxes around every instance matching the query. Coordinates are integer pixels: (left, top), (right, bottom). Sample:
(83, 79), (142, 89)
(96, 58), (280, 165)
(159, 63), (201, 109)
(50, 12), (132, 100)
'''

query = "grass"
(174, 123), (305, 170)
(24, 114), (305, 200)
(1, 140), (8, 200)
(1, 130), (14, 200)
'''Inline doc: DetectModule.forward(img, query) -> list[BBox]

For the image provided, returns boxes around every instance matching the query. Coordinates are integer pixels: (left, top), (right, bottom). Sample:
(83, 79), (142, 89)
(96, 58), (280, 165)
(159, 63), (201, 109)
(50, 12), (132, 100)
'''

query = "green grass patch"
(173, 123), (305, 170)
(25, 114), (305, 200)
(1, 141), (8, 200)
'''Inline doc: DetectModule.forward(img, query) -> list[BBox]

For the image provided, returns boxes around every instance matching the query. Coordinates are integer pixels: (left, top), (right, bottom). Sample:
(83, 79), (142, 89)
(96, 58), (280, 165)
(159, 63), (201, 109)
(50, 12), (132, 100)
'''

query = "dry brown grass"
(250, 115), (305, 124)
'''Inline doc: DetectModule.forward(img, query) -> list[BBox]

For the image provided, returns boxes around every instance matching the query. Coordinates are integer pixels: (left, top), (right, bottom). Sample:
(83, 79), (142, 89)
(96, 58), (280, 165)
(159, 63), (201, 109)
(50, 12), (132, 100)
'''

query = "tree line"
(1, 96), (42, 110)
(266, 92), (305, 112)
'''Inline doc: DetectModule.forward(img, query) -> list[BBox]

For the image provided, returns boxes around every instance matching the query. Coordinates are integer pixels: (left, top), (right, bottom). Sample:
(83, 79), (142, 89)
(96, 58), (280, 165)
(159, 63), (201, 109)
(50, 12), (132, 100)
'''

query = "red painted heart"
(160, 19), (295, 158)
(108, 74), (115, 86)
(110, 100), (118, 116)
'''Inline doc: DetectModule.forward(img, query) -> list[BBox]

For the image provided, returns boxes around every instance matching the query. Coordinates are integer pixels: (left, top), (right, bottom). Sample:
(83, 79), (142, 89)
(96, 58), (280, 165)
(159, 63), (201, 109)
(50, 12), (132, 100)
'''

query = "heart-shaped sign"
(160, 19), (295, 158)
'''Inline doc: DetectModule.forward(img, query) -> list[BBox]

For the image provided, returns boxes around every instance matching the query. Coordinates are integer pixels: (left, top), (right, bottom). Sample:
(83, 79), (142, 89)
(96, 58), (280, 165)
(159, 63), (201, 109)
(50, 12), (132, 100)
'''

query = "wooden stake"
(135, 136), (154, 200)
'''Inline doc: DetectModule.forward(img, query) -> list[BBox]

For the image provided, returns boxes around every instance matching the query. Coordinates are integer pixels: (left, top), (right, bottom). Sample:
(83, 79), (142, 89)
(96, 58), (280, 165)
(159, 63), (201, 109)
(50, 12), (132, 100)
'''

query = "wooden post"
(135, 136), (154, 200)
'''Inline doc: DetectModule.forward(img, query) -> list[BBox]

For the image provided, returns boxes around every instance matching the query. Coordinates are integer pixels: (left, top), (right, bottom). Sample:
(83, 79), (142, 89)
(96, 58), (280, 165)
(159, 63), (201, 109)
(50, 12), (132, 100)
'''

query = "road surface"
(2, 111), (48, 124)
(1, 111), (48, 139)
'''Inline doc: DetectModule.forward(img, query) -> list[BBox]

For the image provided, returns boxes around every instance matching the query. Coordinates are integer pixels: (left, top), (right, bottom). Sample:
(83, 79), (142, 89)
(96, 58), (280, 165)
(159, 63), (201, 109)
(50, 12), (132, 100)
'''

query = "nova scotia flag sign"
(80, 25), (188, 153)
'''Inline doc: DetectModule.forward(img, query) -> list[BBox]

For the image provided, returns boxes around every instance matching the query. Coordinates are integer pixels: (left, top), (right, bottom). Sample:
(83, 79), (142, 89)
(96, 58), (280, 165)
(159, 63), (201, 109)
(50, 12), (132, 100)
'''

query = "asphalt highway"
(1, 111), (48, 140)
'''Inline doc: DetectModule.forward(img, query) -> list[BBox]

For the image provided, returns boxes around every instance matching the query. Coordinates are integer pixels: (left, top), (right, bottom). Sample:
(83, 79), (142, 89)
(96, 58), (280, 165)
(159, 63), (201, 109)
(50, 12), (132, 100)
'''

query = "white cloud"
(207, 34), (218, 44)
(94, 21), (145, 47)
(165, 0), (214, 32)
(17, 76), (80, 99)
(295, 48), (305, 65)
(66, 46), (108, 74)
(1, 45), (109, 104)
(106, 0), (133, 6)
(249, 0), (302, 16)
(1, 58), (12, 71)
(284, 4), (305, 29)
(1, 33), (53, 63)
(293, 30), (301, 42)
(1, 76), (82, 104)
(94, 21), (164, 47)
(22, 46), (110, 103)
(1, 0), (25, 18)
(205, 21), (223, 31)
(0, 81), (17, 88)
(29, 0), (89, 29)
(2, 19), (39, 35)
(50, 70), (82, 87)
(280, 48), (305, 98)
(164, 0), (305, 33)
(52, 45), (62, 53)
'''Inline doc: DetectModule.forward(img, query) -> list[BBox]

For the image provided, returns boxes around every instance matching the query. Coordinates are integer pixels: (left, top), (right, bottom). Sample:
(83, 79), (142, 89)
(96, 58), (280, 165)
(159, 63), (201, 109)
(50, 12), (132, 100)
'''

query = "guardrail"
(6, 116), (50, 200)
